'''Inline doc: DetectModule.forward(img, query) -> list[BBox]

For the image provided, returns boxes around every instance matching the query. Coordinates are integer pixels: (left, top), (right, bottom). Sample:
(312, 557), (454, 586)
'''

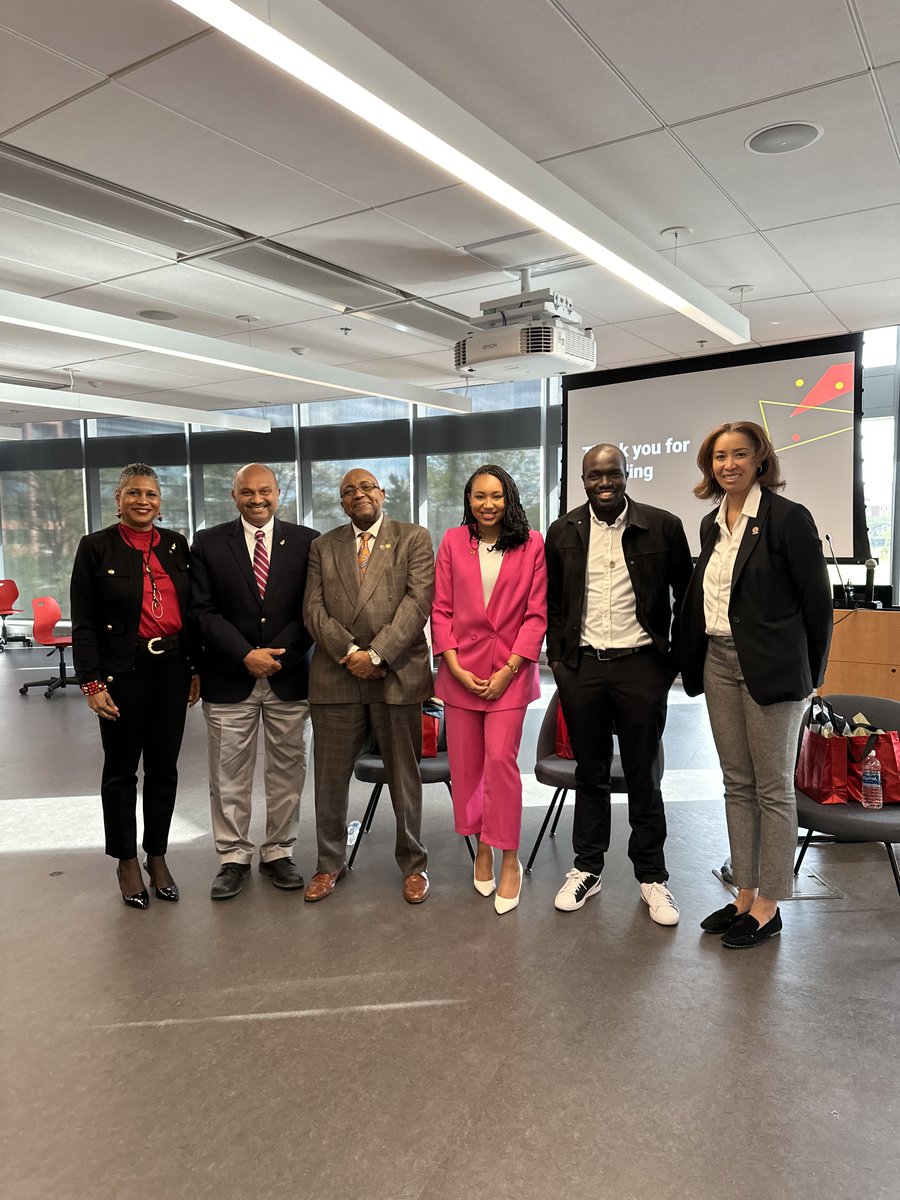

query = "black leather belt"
(580, 644), (652, 661)
(135, 634), (182, 656)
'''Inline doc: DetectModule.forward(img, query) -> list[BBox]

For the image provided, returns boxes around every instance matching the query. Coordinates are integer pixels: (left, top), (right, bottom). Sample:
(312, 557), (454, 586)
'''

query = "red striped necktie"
(253, 529), (269, 598)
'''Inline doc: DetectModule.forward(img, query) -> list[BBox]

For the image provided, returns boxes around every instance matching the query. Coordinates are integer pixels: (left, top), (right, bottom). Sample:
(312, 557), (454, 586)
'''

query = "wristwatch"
(367, 648), (383, 666)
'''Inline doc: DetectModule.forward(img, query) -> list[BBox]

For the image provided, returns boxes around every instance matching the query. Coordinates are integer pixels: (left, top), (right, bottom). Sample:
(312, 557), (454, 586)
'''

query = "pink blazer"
(432, 527), (547, 712)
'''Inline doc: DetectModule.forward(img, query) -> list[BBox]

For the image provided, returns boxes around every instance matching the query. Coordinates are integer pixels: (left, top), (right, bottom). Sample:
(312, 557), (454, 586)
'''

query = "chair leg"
(794, 829), (813, 875)
(549, 789), (568, 837)
(526, 787), (567, 873)
(464, 835), (475, 862)
(884, 843), (900, 902)
(348, 783), (382, 870)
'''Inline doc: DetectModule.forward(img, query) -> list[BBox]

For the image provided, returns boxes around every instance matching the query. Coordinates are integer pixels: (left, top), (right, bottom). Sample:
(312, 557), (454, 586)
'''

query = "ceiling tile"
(0, 30), (105, 132)
(0, 207), (171, 280)
(560, 0), (867, 122)
(877, 63), (900, 131)
(856, 0), (900, 67)
(0, 324), (123, 368)
(740, 292), (847, 341)
(818, 279), (900, 331)
(235, 311), (448, 364)
(669, 232), (809, 301)
(535, 263), (670, 323)
(118, 32), (453, 208)
(321, 0), (659, 158)
(343, 351), (460, 387)
(379, 187), (532, 250)
(617, 313), (741, 356)
(7, 84), (363, 236)
(765, 205), (900, 291)
(591, 325), (675, 367)
(0, 254), (93, 298)
(676, 76), (900, 229)
(278, 211), (514, 297)
(0, 0), (206, 75)
(546, 130), (754, 247)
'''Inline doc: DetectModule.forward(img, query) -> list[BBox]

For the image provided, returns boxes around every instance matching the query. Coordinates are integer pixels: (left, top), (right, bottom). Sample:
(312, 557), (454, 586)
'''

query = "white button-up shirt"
(241, 514), (274, 564)
(581, 501), (651, 650)
(703, 482), (762, 636)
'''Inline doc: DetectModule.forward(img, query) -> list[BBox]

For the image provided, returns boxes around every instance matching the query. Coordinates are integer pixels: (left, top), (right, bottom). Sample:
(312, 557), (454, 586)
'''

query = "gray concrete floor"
(1, 648), (899, 1200)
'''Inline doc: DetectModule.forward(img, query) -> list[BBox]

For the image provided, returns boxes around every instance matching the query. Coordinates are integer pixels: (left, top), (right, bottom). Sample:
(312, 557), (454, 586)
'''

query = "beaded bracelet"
(80, 680), (107, 697)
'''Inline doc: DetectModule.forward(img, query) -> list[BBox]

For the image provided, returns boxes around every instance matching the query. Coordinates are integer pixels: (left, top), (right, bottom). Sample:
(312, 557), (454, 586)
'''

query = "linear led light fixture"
(169, 0), (750, 346)
(0, 382), (272, 431)
(0, 290), (470, 414)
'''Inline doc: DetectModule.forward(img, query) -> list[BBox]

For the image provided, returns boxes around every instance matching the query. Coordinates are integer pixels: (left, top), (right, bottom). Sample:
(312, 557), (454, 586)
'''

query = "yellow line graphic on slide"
(757, 398), (853, 454)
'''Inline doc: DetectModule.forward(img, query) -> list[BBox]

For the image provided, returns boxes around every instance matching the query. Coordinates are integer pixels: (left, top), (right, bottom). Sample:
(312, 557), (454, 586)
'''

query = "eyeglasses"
(340, 481), (380, 499)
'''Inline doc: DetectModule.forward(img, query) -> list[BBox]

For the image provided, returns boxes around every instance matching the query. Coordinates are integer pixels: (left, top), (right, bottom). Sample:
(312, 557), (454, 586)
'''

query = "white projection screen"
(563, 336), (866, 557)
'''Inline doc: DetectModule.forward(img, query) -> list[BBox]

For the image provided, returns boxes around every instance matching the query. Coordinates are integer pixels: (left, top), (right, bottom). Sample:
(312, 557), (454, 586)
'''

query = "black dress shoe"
(259, 858), (304, 890)
(700, 903), (743, 933)
(721, 908), (783, 949)
(210, 863), (251, 900)
(117, 864), (149, 910)
(143, 858), (180, 902)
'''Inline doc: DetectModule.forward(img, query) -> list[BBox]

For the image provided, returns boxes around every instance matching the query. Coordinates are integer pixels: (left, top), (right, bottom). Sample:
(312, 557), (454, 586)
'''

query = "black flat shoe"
(721, 908), (783, 949)
(700, 902), (743, 933)
(143, 858), (180, 902)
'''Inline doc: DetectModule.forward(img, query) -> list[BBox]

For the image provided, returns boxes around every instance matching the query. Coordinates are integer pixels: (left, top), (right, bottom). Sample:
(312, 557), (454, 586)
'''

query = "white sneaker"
(640, 881), (680, 926)
(554, 868), (602, 912)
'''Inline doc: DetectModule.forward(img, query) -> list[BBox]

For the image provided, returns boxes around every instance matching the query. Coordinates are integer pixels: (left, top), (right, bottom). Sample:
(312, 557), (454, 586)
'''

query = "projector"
(454, 323), (597, 379)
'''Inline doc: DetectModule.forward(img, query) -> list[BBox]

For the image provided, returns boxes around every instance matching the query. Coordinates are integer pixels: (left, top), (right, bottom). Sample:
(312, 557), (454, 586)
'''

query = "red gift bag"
(421, 699), (442, 758)
(845, 730), (900, 804)
(555, 705), (575, 759)
(795, 725), (849, 804)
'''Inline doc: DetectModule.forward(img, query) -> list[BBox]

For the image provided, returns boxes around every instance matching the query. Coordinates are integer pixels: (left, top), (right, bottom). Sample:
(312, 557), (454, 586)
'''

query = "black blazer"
(70, 524), (197, 685)
(190, 517), (318, 703)
(680, 489), (833, 705)
(545, 498), (694, 671)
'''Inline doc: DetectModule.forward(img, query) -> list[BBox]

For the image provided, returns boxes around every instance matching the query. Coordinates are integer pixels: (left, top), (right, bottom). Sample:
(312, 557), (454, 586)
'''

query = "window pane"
(97, 465), (190, 537)
(862, 327), (898, 369)
(199, 462), (298, 529)
(22, 420), (82, 440)
(424, 449), (542, 547)
(861, 417), (895, 581)
(191, 404), (296, 430)
(310, 458), (410, 533)
(0, 469), (86, 619)
(301, 396), (409, 426)
(87, 417), (185, 437)
(418, 379), (542, 418)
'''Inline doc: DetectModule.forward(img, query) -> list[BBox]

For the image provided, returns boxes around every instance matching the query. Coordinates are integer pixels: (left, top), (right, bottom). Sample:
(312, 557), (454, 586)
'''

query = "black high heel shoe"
(116, 865), (150, 910)
(143, 857), (180, 902)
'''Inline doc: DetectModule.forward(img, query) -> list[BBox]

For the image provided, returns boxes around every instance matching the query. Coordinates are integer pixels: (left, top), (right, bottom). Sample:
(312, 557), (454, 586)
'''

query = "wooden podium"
(820, 608), (900, 701)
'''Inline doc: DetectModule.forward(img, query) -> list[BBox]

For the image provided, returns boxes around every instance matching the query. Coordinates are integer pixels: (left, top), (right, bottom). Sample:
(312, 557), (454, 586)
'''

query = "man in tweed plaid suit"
(302, 467), (435, 904)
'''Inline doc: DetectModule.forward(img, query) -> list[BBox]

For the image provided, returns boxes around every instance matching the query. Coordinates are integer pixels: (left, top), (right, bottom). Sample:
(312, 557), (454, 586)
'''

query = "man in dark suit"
(545, 444), (693, 925)
(191, 463), (318, 900)
(302, 466), (435, 904)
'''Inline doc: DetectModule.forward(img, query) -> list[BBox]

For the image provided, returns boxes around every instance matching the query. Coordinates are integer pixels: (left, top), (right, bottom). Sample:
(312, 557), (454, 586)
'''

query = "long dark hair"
(694, 420), (784, 501)
(461, 464), (530, 552)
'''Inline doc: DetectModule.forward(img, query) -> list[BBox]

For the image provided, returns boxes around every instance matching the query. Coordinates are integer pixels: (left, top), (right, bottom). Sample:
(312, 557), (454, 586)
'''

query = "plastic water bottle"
(346, 820), (362, 845)
(861, 750), (883, 810)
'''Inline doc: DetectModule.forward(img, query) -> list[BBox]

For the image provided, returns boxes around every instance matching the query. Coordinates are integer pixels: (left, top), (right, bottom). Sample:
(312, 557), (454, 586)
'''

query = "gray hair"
(116, 463), (160, 490)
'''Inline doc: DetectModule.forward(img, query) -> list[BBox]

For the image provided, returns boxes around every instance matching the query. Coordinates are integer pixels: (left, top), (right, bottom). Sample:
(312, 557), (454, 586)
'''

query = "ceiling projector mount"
(454, 279), (597, 380)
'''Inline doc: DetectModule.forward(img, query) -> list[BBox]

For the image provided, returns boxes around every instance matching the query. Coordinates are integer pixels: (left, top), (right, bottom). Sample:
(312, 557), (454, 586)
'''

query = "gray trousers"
(203, 678), (309, 865)
(703, 637), (806, 900)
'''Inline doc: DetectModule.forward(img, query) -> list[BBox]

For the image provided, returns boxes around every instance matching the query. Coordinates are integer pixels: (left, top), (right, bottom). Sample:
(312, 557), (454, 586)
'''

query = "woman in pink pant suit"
(432, 465), (547, 914)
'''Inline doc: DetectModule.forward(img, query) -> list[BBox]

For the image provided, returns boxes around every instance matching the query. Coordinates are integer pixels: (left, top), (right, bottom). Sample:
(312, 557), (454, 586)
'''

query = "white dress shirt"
(703, 482), (762, 636)
(241, 514), (274, 563)
(478, 540), (503, 607)
(581, 501), (651, 650)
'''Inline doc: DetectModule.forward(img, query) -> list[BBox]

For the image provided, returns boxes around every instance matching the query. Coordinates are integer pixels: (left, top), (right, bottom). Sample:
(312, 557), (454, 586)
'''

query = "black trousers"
(99, 651), (191, 859)
(554, 648), (671, 882)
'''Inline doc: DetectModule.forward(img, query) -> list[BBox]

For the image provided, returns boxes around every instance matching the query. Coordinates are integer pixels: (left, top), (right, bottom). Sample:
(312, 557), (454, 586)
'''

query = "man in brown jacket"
(302, 466), (435, 904)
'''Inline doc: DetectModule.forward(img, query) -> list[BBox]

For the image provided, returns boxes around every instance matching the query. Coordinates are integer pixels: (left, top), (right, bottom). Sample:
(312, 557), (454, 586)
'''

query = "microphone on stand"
(860, 557), (882, 609)
(825, 534), (853, 609)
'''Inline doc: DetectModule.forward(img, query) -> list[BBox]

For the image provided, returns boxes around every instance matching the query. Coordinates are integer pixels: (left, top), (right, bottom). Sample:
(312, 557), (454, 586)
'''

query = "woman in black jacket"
(680, 422), (832, 948)
(71, 464), (200, 908)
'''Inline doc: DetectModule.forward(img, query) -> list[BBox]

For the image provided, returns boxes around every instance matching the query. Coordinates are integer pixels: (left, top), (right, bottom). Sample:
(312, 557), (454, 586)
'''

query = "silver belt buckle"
(147, 637), (164, 655)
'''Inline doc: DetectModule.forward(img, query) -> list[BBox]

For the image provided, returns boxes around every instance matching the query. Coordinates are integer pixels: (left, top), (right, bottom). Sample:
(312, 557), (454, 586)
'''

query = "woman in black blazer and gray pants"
(680, 422), (833, 948)
(71, 464), (200, 909)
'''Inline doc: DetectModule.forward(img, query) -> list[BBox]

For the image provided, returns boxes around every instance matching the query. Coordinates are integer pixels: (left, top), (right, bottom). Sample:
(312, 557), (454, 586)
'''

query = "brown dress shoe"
(304, 864), (347, 902)
(402, 871), (430, 904)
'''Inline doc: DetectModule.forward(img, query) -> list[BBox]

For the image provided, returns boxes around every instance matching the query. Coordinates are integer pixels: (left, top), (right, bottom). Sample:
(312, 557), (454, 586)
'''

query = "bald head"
(232, 463), (280, 528)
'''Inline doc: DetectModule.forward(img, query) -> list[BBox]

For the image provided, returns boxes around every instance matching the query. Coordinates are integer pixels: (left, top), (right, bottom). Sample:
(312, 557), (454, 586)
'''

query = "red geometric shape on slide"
(790, 362), (853, 417)
(792, 433), (800, 442)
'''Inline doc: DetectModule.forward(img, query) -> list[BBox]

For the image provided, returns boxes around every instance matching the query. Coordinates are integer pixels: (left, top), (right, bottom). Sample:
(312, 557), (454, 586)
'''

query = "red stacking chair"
(19, 596), (74, 699)
(0, 579), (32, 651)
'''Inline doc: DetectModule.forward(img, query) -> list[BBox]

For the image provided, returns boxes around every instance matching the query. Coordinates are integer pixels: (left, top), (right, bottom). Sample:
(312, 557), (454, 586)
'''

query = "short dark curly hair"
(694, 421), (784, 501)
(461, 464), (530, 552)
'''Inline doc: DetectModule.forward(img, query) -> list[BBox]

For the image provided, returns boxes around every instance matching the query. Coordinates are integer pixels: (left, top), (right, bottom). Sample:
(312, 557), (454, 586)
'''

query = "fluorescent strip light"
(0, 290), (471, 413)
(169, 0), (750, 346)
(0, 424), (23, 440)
(0, 382), (271, 431)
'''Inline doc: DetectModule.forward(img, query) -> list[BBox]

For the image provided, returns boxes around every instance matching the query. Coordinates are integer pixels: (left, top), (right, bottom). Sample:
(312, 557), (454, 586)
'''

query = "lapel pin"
(381, 542), (391, 550)
(751, 526), (759, 536)
(170, 543), (176, 550)
(279, 538), (285, 546)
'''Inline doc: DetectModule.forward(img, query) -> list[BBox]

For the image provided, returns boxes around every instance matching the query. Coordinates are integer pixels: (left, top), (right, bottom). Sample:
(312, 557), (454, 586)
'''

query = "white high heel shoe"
(494, 859), (522, 915)
(473, 848), (496, 897)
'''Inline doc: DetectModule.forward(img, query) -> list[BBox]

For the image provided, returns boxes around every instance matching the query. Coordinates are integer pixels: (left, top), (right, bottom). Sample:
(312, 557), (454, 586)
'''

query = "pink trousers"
(444, 703), (527, 850)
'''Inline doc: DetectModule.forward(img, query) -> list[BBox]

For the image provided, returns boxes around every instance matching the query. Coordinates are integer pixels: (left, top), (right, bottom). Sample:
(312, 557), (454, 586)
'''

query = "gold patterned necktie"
(357, 531), (371, 580)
